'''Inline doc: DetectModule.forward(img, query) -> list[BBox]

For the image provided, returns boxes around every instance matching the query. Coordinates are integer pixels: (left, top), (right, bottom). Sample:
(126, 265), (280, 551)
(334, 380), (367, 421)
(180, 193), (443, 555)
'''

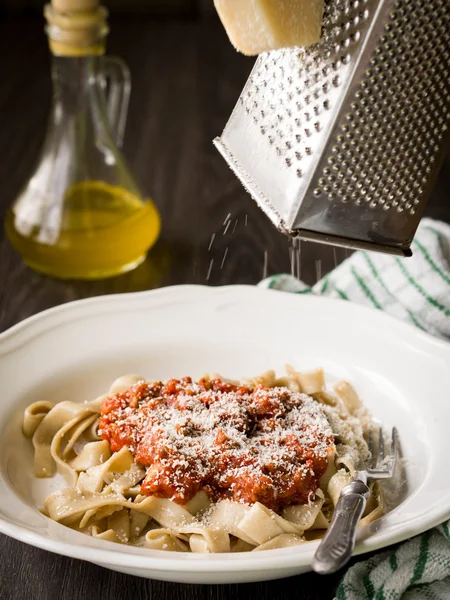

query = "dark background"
(0, 2), (449, 600)
(0, 0), (214, 14)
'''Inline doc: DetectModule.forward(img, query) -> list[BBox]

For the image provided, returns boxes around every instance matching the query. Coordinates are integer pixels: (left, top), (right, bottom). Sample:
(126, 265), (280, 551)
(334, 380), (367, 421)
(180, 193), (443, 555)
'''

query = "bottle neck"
(51, 55), (99, 113)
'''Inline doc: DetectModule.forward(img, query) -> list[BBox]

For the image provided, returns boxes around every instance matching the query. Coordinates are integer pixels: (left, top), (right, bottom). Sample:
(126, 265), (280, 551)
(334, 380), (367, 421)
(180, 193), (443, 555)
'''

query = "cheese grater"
(214, 0), (450, 256)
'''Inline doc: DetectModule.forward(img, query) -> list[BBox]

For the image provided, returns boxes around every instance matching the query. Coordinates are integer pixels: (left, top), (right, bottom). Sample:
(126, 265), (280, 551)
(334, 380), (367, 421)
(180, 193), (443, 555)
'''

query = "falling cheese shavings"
(214, 0), (324, 56)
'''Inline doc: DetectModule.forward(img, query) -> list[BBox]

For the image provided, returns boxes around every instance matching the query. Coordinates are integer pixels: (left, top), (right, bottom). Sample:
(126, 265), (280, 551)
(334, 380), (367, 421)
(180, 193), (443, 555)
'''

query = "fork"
(312, 427), (398, 575)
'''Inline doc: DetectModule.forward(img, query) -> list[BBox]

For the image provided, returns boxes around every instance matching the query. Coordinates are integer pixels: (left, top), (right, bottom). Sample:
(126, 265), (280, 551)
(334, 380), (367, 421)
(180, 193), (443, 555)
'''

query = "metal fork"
(312, 427), (398, 575)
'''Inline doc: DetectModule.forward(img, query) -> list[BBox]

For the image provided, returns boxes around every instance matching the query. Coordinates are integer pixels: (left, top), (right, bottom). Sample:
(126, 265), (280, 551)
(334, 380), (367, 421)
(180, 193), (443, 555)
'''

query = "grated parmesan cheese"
(98, 378), (336, 512)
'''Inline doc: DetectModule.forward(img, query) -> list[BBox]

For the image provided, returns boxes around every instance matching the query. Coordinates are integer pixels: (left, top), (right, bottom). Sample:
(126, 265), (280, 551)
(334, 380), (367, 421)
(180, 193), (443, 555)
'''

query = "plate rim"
(1, 284), (449, 355)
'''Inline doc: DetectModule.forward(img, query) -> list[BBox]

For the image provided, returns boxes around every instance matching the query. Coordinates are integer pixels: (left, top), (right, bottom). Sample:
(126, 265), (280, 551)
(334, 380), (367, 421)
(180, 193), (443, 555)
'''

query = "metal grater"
(214, 0), (450, 256)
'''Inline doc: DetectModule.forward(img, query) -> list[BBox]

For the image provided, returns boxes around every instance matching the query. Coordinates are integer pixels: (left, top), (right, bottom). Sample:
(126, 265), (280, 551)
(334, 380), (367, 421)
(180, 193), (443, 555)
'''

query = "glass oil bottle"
(6, 1), (160, 279)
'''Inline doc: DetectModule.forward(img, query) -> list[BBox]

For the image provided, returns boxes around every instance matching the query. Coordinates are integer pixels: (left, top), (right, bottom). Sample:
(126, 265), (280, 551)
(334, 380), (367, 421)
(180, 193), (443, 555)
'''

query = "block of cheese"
(214, 0), (324, 56)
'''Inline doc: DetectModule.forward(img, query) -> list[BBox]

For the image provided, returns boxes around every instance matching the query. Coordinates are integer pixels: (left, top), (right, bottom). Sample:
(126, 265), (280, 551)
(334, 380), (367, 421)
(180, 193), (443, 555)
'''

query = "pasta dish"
(22, 367), (383, 553)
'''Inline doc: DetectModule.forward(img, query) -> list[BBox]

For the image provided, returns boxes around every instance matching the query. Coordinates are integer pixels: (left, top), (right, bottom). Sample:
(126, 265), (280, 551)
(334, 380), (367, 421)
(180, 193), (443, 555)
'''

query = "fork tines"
(367, 426), (398, 480)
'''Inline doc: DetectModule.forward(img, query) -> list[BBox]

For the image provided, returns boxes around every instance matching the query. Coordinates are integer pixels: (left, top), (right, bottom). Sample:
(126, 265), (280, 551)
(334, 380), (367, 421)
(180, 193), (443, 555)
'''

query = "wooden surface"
(0, 14), (449, 600)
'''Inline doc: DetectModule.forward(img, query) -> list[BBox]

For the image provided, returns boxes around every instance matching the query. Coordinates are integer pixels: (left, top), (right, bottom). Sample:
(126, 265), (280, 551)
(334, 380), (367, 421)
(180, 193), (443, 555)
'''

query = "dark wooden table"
(0, 13), (449, 600)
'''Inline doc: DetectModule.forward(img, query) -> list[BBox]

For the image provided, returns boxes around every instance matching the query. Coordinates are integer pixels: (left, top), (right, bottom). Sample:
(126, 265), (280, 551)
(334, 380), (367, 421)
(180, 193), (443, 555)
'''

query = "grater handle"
(101, 56), (131, 148)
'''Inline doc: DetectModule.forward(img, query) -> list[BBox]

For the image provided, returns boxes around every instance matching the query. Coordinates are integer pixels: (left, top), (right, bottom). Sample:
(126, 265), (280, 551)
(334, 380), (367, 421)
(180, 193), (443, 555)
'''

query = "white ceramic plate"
(0, 285), (449, 584)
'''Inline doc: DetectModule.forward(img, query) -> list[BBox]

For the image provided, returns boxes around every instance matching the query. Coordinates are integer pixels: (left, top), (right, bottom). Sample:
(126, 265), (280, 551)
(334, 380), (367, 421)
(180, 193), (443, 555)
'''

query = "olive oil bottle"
(6, 1), (160, 279)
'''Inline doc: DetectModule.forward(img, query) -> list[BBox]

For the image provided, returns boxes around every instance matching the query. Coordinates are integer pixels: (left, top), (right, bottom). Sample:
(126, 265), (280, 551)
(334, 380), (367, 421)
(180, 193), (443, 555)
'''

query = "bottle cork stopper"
(44, 1), (108, 56)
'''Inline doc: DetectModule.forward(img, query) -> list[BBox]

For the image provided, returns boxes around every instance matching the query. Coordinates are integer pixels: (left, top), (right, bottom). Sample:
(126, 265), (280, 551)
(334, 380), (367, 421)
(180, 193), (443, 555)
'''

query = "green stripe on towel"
(351, 267), (383, 310)
(396, 259), (450, 317)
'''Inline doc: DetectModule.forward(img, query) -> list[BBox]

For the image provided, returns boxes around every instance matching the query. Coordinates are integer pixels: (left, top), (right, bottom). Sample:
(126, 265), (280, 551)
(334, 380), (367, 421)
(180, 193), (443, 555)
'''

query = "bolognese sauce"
(98, 377), (335, 513)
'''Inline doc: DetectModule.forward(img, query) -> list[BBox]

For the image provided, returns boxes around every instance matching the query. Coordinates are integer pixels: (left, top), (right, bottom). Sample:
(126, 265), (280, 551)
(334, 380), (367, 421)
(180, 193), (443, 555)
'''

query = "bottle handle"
(101, 56), (131, 148)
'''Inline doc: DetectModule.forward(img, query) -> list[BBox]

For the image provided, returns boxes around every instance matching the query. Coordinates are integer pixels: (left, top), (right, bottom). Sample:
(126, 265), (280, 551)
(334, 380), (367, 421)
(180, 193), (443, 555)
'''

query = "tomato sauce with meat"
(98, 377), (334, 512)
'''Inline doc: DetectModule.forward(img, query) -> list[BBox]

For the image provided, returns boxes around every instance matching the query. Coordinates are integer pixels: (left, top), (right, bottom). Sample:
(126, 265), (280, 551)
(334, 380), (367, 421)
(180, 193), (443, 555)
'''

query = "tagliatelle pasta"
(22, 367), (383, 553)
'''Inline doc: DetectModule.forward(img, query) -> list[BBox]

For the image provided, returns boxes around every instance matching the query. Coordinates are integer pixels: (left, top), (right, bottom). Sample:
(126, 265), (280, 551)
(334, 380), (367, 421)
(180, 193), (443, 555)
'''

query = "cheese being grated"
(214, 0), (324, 56)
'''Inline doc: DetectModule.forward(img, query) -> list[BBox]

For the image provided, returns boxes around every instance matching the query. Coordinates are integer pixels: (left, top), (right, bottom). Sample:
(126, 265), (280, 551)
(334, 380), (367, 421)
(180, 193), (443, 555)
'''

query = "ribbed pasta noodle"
(22, 366), (383, 553)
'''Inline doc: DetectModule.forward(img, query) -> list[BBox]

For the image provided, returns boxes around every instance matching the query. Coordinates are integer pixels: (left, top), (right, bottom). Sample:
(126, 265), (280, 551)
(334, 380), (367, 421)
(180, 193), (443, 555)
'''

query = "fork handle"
(312, 479), (370, 575)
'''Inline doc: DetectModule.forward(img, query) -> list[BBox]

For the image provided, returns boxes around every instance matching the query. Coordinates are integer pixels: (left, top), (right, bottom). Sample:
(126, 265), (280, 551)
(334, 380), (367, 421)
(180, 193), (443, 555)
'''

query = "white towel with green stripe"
(259, 217), (450, 598)
(260, 218), (450, 339)
(335, 524), (450, 600)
